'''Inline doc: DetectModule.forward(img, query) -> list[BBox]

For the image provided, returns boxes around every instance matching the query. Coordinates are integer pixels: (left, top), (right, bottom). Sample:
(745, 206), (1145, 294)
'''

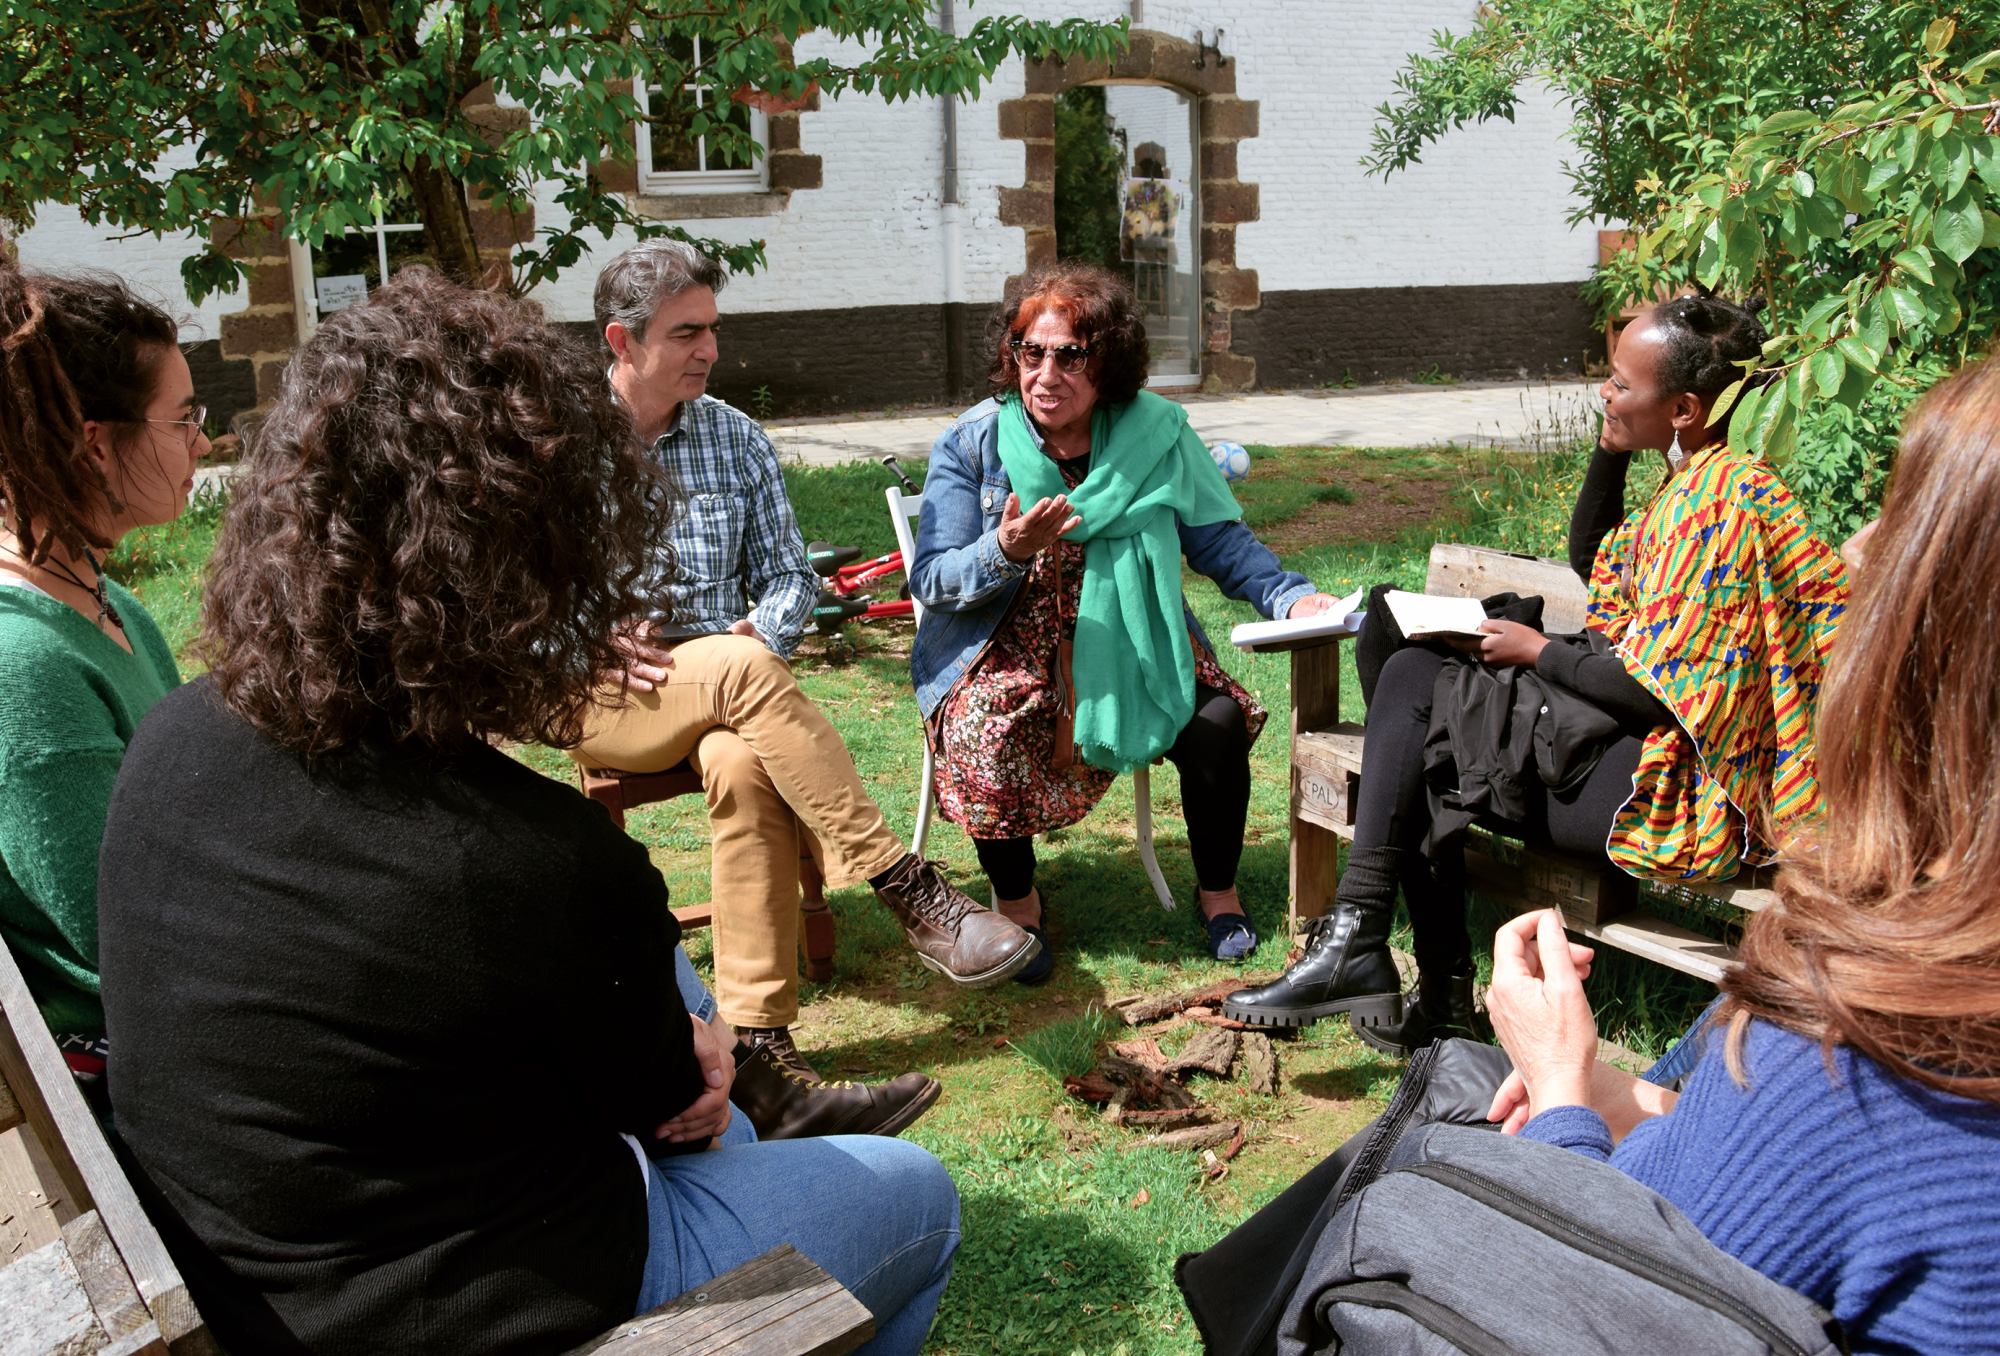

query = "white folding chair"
(887, 485), (1176, 910)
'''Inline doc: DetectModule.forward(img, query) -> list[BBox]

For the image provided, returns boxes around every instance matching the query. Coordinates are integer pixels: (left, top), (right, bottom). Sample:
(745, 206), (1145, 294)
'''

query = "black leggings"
(1358, 646), (1644, 972)
(975, 684), (1252, 898)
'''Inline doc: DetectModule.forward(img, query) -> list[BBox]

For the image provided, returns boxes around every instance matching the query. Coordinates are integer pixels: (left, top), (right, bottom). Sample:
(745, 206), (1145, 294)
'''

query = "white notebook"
(1231, 588), (1366, 650)
(1382, 590), (1489, 642)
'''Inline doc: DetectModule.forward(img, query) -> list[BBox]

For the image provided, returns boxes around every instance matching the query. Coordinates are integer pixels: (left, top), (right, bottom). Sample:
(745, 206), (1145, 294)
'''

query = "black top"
(1538, 445), (1672, 735)
(98, 679), (704, 1356)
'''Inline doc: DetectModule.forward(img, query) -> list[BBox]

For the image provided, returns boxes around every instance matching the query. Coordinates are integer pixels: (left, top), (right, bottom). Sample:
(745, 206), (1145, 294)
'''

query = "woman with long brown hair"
(1486, 356), (2000, 1351)
(0, 253), (207, 1092)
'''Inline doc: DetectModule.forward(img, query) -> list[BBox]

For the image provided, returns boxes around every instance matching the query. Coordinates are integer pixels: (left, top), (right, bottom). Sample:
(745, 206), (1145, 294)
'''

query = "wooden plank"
(1295, 800), (1356, 841)
(1288, 643), (1344, 932)
(1293, 724), (1365, 780)
(0, 1236), (102, 1355)
(671, 904), (716, 932)
(1296, 769), (1356, 828)
(0, 1065), (22, 1135)
(1, 1124), (69, 1260)
(566, 1244), (873, 1356)
(1466, 849), (1733, 983)
(0, 941), (205, 1348)
(64, 1210), (152, 1342)
(1426, 543), (1590, 634)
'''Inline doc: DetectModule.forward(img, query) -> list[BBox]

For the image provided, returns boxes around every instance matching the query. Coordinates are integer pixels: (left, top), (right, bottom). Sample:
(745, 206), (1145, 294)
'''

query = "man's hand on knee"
(612, 624), (678, 693)
(727, 618), (766, 647)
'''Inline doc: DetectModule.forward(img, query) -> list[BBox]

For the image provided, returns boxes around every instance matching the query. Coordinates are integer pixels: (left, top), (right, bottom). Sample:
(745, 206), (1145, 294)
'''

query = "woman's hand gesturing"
(1486, 910), (1599, 1123)
(997, 492), (1082, 563)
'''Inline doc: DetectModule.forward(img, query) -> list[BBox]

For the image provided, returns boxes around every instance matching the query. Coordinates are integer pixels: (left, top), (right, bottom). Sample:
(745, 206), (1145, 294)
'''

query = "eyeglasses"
(1009, 340), (1094, 374)
(143, 406), (208, 449)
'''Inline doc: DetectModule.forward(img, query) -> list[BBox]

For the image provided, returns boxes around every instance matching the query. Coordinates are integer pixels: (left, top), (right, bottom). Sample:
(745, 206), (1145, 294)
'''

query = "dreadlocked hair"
(0, 249), (179, 560)
(1652, 293), (1770, 404)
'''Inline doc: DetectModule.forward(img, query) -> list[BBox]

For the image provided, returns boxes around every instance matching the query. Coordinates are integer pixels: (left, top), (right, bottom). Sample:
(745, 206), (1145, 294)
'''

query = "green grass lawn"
(108, 442), (1718, 1356)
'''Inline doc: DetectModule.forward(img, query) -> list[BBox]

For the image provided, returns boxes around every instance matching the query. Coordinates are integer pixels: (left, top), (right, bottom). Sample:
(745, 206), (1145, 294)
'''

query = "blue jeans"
(637, 1137), (960, 1356)
(650, 947), (959, 1353)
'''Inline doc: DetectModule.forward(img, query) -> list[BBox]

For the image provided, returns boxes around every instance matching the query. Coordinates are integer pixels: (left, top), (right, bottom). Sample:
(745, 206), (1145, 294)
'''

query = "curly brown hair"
(200, 268), (675, 757)
(984, 262), (1150, 407)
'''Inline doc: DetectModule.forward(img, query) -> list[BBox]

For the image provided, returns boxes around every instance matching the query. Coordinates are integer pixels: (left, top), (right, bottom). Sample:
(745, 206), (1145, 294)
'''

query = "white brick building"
(14, 2), (1600, 426)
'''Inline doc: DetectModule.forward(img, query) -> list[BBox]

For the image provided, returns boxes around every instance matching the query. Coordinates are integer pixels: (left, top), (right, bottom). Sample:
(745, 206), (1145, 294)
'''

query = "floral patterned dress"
(933, 457), (1267, 840)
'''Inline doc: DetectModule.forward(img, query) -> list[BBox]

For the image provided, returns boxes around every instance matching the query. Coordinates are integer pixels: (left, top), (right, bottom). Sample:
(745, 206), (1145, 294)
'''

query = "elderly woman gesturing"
(908, 263), (1338, 982)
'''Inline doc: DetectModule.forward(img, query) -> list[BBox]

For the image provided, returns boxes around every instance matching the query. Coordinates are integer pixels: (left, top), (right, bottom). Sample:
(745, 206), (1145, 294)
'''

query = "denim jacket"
(907, 398), (1318, 717)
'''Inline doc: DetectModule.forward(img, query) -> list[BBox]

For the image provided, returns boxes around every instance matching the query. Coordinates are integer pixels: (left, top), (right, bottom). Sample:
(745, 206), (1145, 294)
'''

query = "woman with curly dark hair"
(908, 261), (1340, 980)
(94, 270), (959, 1356)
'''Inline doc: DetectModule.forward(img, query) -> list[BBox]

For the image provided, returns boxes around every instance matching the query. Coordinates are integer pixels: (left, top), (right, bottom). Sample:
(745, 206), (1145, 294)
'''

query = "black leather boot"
(1353, 963), (1480, 1057)
(1221, 846), (1404, 1030)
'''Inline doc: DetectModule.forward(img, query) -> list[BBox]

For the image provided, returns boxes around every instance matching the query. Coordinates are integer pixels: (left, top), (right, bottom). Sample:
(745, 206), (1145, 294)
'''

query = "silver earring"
(1667, 430), (1685, 469)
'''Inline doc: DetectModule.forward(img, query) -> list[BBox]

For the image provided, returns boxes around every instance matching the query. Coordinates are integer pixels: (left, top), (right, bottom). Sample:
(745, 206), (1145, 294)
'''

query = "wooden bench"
(2, 929), (870, 1355)
(579, 762), (839, 984)
(1247, 543), (1774, 985)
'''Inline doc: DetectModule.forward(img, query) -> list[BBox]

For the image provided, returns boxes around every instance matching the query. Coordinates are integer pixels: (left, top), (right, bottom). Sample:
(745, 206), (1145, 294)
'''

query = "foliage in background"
(1053, 84), (1128, 274)
(0, 0), (1126, 298)
(1367, 1), (1999, 519)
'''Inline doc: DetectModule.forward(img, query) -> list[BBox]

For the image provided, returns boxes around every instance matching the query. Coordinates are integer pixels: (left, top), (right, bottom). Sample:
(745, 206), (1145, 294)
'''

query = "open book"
(1231, 588), (1365, 651)
(1382, 590), (1489, 642)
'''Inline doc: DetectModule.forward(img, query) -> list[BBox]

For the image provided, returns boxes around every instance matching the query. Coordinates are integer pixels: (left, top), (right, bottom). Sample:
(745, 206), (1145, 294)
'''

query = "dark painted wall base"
(1235, 281), (1601, 388)
(557, 280), (1599, 418)
(565, 301), (990, 419)
(185, 340), (259, 436)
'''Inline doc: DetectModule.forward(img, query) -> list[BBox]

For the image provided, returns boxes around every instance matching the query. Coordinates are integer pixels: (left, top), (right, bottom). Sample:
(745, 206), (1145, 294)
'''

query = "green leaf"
(1797, 192), (1844, 238)
(1809, 346), (1845, 398)
(1835, 335), (1881, 372)
(1791, 168), (1816, 198)
(1964, 47), (2000, 80)
(1933, 189), (1985, 262)
(1883, 287), (1928, 329)
(1984, 209), (2000, 248)
(1925, 17), (1956, 56)
(1756, 109), (1820, 134)
(1892, 248), (1935, 284)
(1857, 294), (1894, 347)
(1727, 382), (1767, 451)
(1833, 360), (1876, 410)
(1973, 136), (2000, 190)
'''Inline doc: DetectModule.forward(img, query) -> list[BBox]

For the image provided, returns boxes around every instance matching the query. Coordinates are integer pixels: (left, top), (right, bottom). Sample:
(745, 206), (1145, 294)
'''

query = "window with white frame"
(635, 35), (769, 193)
(309, 185), (433, 321)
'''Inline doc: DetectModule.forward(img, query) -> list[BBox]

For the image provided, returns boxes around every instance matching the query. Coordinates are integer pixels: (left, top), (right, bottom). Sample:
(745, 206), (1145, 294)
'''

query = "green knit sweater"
(0, 580), (180, 1035)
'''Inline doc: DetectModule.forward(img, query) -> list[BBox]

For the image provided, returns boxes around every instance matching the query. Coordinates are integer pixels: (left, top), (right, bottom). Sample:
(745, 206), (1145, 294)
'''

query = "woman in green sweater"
(0, 254), (208, 1081)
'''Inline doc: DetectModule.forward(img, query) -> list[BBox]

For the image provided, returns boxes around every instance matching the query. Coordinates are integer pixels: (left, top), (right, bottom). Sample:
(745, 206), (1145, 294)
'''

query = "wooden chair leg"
(798, 850), (835, 984)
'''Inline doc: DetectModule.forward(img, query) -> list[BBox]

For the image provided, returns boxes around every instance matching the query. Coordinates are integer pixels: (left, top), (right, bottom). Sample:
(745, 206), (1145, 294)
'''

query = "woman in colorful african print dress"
(1226, 296), (1850, 1052)
(907, 263), (1342, 982)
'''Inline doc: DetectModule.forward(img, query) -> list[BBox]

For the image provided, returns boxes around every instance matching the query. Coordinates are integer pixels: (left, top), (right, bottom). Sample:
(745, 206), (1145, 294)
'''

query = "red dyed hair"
(984, 262), (1150, 406)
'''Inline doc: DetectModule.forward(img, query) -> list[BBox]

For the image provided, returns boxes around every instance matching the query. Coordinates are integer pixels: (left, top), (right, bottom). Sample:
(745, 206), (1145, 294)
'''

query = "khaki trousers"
(573, 634), (906, 1029)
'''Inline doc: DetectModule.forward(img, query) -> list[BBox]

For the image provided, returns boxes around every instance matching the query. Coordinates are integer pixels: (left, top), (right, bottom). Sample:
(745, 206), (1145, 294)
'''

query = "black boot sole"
(1221, 991), (1401, 1029)
(1352, 1009), (1420, 1058)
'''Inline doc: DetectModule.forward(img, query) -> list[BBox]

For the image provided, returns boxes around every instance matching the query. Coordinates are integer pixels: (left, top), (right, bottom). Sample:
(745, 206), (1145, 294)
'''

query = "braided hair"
(0, 250), (178, 561)
(1651, 293), (1769, 410)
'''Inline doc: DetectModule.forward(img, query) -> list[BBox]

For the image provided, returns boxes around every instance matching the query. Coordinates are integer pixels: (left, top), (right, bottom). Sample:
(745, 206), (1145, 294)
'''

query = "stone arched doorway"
(998, 31), (1260, 392)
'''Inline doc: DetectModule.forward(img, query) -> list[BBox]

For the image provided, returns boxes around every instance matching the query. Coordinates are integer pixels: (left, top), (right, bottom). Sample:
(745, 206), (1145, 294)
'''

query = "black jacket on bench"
(98, 678), (706, 1356)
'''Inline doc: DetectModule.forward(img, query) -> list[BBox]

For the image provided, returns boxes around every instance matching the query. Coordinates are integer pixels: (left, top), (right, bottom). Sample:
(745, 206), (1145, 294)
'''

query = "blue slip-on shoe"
(1203, 911), (1259, 962)
(1012, 893), (1055, 985)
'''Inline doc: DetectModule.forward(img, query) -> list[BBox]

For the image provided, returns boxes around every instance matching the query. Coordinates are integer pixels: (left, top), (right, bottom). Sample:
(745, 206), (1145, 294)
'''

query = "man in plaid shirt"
(571, 242), (1040, 1141)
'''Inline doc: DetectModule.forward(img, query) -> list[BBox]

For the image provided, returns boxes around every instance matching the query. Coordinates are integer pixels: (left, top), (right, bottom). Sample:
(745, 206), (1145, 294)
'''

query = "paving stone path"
(765, 379), (1604, 467)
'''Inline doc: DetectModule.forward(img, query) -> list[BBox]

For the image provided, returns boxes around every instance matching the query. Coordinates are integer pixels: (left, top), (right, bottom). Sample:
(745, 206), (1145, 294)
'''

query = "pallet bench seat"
(3, 936), (866, 1356)
(1249, 543), (1774, 986)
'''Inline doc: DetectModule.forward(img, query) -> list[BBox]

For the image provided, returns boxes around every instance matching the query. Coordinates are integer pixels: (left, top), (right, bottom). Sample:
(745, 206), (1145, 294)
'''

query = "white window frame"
(634, 37), (770, 194)
(305, 199), (427, 326)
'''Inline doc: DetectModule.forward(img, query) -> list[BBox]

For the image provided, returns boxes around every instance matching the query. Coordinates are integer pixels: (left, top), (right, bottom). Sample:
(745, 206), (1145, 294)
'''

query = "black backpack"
(1178, 1040), (1848, 1356)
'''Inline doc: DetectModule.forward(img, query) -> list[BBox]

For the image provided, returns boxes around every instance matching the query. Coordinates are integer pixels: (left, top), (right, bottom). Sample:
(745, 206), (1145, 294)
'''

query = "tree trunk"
(404, 158), (484, 286)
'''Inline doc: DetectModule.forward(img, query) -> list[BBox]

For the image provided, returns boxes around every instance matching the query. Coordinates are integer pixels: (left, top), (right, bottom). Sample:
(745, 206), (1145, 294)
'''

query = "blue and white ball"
(1210, 440), (1253, 482)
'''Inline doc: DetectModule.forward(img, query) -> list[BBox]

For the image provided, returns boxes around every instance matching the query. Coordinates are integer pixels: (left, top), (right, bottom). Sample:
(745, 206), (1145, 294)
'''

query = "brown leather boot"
(732, 1025), (820, 1084)
(728, 1042), (942, 1140)
(872, 854), (1039, 988)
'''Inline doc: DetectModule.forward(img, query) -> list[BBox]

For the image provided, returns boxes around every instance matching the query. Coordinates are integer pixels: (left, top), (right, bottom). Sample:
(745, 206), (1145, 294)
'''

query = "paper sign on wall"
(316, 275), (369, 315)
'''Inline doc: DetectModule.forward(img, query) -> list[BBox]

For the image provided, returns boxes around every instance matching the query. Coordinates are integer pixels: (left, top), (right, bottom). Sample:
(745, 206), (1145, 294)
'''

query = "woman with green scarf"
(907, 263), (1340, 982)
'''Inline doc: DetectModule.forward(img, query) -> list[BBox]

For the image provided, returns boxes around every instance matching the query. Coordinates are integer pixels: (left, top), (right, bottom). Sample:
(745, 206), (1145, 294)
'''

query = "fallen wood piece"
(1239, 1032), (1278, 1095)
(1119, 1107), (1218, 1132)
(1168, 1028), (1239, 1079)
(1095, 1057), (1200, 1110)
(1101, 1087), (1131, 1125)
(1188, 1013), (1250, 1031)
(1112, 977), (1273, 1026)
(1061, 1071), (1117, 1103)
(1219, 1125), (1247, 1162)
(1109, 1039), (1168, 1072)
(1127, 1121), (1241, 1153)
(565, 1243), (872, 1356)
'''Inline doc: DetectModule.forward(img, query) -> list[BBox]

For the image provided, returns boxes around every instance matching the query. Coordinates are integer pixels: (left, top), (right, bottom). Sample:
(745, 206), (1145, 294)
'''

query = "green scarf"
(996, 390), (1242, 772)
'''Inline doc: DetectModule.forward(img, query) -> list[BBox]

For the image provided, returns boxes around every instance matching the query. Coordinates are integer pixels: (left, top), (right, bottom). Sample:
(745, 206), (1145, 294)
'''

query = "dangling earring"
(1667, 429), (1685, 471)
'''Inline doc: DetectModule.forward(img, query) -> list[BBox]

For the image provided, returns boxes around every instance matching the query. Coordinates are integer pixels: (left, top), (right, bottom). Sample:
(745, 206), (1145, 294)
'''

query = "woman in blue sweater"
(1487, 355), (2000, 1353)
